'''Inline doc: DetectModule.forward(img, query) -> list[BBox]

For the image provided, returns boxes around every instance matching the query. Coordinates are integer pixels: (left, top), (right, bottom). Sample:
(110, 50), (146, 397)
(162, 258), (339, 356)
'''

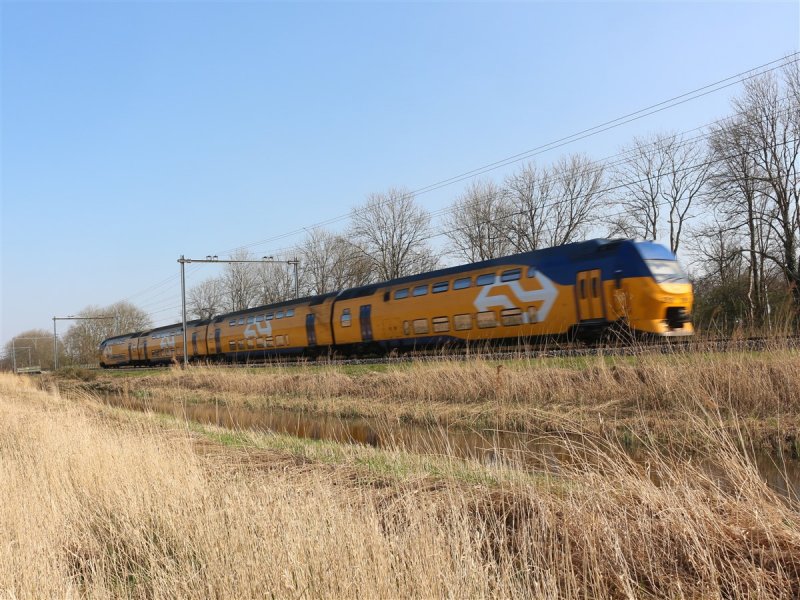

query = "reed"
(80, 344), (800, 450)
(2, 373), (799, 598)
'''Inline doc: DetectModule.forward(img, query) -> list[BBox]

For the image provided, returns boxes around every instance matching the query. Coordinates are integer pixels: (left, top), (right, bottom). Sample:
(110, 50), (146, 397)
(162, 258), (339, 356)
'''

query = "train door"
(306, 313), (317, 347)
(142, 340), (148, 361)
(191, 332), (198, 356)
(214, 328), (221, 354)
(576, 270), (605, 320)
(127, 342), (132, 362)
(359, 305), (373, 342)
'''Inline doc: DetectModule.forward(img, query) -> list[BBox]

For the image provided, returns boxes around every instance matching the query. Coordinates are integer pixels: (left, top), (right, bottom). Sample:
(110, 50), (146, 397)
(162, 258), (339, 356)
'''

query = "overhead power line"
(119, 52), (797, 311)
(221, 53), (798, 256)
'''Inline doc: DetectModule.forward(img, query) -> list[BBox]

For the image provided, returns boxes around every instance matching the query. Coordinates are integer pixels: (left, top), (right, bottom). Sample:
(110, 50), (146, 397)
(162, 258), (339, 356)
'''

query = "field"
(2, 346), (800, 598)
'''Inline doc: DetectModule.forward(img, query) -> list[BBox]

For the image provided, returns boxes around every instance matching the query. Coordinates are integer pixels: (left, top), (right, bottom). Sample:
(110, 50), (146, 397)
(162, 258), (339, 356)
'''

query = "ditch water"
(101, 394), (800, 498)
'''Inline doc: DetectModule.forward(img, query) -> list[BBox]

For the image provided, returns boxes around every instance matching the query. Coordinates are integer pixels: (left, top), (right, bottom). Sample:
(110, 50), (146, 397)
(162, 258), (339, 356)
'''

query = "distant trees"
(443, 180), (512, 262)
(444, 154), (606, 258)
(300, 228), (372, 295)
(1, 329), (60, 371)
(62, 302), (151, 365)
(695, 60), (800, 322)
(221, 250), (259, 312)
(187, 278), (225, 320)
(609, 133), (709, 254)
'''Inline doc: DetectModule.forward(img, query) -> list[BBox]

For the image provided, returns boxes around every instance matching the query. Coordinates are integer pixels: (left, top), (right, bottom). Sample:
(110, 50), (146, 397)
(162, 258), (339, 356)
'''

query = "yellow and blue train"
(99, 239), (693, 367)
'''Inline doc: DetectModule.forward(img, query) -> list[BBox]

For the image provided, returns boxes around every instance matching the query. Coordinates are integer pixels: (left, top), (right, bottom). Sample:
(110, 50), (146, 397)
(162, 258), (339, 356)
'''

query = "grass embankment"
(2, 374), (800, 598)
(77, 346), (800, 453)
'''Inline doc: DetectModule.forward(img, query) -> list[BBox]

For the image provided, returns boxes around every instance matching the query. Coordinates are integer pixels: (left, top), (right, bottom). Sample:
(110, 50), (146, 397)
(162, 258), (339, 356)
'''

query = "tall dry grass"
(2, 373), (800, 598)
(89, 346), (800, 445)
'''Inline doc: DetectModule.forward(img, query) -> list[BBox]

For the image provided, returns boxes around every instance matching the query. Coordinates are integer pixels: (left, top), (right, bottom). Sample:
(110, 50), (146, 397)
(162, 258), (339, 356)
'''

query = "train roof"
(336, 238), (633, 300)
(211, 292), (338, 323)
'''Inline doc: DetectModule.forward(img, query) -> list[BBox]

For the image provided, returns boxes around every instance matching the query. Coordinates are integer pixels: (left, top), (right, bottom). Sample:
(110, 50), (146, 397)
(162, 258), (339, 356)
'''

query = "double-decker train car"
(99, 239), (693, 367)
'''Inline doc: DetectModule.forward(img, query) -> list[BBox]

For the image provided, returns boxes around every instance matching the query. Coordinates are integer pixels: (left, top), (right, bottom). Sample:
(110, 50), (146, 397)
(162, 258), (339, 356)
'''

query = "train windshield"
(646, 259), (688, 284)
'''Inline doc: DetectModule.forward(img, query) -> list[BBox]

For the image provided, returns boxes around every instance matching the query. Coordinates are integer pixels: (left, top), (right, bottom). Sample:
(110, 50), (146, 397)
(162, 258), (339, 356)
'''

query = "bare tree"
(687, 220), (746, 285)
(2, 329), (60, 371)
(221, 250), (259, 311)
(609, 134), (666, 242)
(660, 135), (709, 254)
(549, 154), (606, 246)
(504, 162), (553, 252)
(504, 155), (605, 252)
(62, 302), (151, 365)
(187, 277), (224, 319)
(254, 261), (296, 305)
(610, 134), (708, 254)
(300, 228), (373, 294)
(708, 114), (770, 322)
(443, 180), (513, 262)
(349, 188), (439, 280)
(734, 64), (800, 310)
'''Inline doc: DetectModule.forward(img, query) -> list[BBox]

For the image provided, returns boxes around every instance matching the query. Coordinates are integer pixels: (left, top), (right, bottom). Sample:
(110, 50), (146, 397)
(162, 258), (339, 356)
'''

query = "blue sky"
(2, 1), (799, 342)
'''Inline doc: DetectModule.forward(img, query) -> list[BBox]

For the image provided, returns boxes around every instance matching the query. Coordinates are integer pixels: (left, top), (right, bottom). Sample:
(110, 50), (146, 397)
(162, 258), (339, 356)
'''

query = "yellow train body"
(99, 239), (693, 367)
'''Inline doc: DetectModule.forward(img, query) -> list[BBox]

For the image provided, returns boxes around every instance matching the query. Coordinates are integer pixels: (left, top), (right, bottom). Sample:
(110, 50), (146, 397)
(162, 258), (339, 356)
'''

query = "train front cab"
(610, 241), (694, 338)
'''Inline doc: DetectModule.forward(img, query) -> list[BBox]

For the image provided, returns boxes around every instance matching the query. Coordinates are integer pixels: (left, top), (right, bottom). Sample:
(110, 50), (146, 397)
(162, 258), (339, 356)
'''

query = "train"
(99, 238), (693, 367)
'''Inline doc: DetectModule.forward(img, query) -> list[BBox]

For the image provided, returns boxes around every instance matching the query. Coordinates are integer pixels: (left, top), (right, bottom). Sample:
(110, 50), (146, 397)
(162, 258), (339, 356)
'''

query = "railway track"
(101, 334), (799, 372)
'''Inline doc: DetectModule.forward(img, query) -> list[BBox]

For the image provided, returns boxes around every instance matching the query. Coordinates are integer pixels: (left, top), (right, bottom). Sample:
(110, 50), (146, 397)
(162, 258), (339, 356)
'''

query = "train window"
(265, 336), (274, 347)
(476, 274), (496, 286)
(247, 339), (255, 349)
(591, 278), (598, 297)
(413, 319), (429, 334)
(247, 316), (254, 324)
(266, 313), (273, 320)
(257, 338), (266, 347)
(527, 267), (538, 278)
(256, 315), (264, 323)
(229, 320), (236, 327)
(453, 314), (472, 330)
(432, 282), (449, 294)
(238, 318), (245, 325)
(412, 285), (428, 297)
(501, 269), (521, 282)
(395, 288), (409, 300)
(432, 316), (450, 332)
(341, 309), (351, 327)
(403, 321), (410, 335)
(580, 280), (586, 299)
(501, 308), (523, 326)
(276, 311), (284, 319)
(477, 311), (498, 328)
(229, 341), (236, 350)
(527, 306), (539, 323)
(453, 277), (471, 290)
(238, 340), (246, 350)
(286, 309), (295, 317)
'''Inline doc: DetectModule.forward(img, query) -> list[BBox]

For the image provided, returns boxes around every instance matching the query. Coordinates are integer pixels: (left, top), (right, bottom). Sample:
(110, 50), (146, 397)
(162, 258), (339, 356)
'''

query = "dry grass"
(2, 374), (800, 598)
(82, 346), (800, 450)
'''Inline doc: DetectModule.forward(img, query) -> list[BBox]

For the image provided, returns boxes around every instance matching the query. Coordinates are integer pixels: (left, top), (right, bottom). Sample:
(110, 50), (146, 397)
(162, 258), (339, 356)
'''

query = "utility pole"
(52, 315), (114, 370)
(177, 255), (300, 367)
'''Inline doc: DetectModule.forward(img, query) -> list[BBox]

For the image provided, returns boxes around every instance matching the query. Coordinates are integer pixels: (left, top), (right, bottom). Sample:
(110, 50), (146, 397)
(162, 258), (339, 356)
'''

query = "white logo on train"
(244, 320), (272, 339)
(473, 271), (558, 323)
